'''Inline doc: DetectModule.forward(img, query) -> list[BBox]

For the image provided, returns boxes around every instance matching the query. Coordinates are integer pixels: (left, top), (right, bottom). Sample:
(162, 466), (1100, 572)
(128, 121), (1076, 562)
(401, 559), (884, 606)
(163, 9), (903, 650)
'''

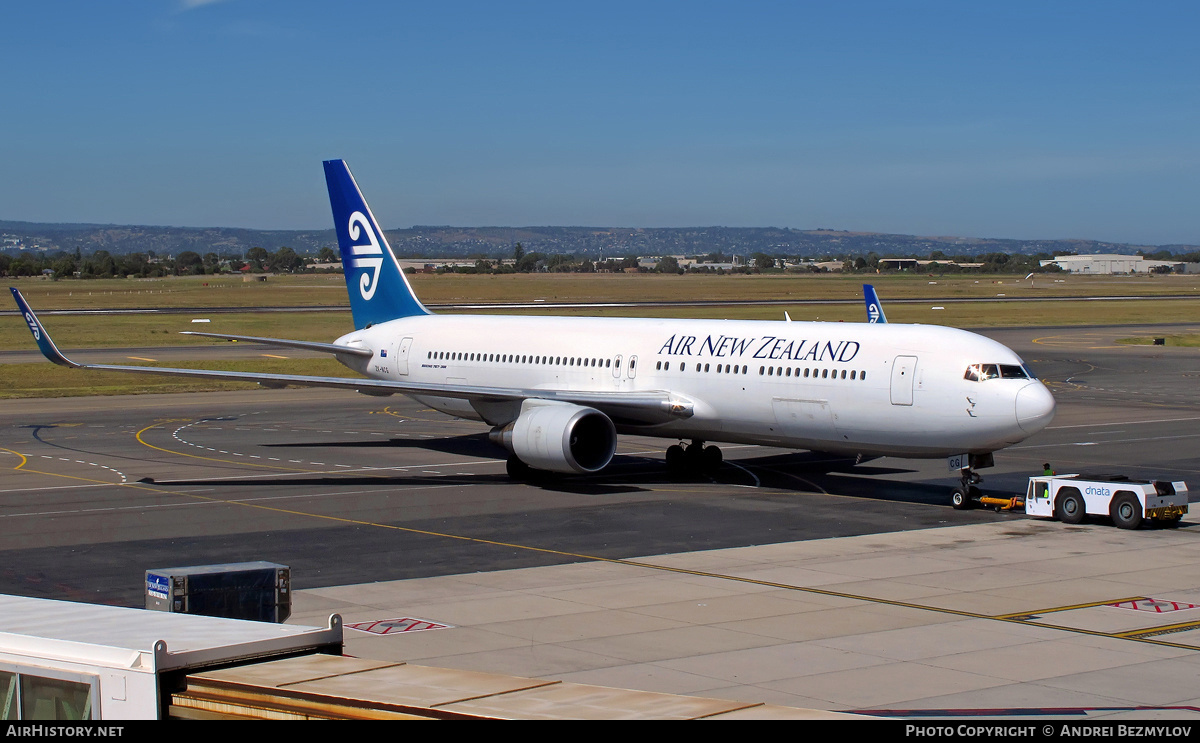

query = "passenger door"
(392, 337), (413, 376)
(890, 355), (917, 406)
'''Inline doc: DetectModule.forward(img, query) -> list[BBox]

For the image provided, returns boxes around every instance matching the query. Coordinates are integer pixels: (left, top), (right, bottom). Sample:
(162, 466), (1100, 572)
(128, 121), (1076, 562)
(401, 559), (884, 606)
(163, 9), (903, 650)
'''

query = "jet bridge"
(0, 595), (341, 720)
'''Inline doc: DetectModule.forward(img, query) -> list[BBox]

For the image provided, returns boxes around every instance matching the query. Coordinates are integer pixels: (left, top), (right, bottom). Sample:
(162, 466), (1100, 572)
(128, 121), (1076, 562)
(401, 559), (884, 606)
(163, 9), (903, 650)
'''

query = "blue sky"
(2, 1), (1198, 244)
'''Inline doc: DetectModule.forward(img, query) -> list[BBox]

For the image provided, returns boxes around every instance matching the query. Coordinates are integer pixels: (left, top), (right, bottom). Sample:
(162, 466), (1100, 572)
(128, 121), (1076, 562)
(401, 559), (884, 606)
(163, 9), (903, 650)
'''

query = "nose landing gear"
(950, 453), (993, 510)
(951, 469), (983, 510)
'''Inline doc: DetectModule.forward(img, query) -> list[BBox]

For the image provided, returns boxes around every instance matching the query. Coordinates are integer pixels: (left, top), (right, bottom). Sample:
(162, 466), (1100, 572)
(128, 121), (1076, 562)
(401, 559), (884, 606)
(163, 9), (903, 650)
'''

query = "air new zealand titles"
(658, 334), (861, 363)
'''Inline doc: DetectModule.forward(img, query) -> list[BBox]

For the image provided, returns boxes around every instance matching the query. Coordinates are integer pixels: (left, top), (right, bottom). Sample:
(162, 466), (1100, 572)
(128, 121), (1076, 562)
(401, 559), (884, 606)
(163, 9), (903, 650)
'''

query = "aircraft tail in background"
(864, 284), (887, 324)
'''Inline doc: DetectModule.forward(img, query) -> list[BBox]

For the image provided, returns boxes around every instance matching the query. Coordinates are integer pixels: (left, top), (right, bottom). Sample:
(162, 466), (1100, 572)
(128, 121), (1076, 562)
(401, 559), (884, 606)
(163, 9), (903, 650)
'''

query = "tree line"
(0, 246), (337, 279)
(4, 243), (1196, 280)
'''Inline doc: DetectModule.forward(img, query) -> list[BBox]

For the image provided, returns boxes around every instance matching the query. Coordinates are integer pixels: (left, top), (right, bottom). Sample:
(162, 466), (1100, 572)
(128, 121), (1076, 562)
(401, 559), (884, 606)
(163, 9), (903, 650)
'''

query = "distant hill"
(0, 220), (1191, 259)
(0, 220), (336, 257)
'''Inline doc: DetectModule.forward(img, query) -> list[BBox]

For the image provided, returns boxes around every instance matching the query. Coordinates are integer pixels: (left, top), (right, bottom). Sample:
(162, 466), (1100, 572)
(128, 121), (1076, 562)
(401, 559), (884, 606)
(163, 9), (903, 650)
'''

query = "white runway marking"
(37, 454), (126, 483)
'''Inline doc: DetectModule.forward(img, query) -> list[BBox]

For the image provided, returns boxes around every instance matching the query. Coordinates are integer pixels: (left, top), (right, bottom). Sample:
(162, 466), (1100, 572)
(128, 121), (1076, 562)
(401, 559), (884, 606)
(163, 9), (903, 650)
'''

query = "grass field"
(5, 271), (1199, 398)
(0, 358), (356, 399)
(7, 270), (1200, 310)
(0, 311), (354, 350)
(5, 273), (1200, 350)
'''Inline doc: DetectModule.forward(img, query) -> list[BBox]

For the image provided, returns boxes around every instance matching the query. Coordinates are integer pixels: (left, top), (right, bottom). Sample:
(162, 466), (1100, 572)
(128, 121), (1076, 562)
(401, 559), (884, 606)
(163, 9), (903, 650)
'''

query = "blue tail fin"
(864, 284), (887, 324)
(324, 159), (430, 328)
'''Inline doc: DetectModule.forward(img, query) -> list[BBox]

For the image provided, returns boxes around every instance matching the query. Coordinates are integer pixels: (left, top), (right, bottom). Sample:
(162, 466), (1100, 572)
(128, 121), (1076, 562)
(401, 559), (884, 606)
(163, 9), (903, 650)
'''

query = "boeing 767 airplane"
(11, 160), (1055, 501)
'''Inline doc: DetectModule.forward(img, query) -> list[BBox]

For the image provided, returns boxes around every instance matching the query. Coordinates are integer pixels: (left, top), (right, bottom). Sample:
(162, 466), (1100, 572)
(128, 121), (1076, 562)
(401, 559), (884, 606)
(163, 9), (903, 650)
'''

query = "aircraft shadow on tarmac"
(138, 472), (648, 497)
(264, 436), (914, 480)
(138, 436), (977, 506)
(260, 432), (495, 457)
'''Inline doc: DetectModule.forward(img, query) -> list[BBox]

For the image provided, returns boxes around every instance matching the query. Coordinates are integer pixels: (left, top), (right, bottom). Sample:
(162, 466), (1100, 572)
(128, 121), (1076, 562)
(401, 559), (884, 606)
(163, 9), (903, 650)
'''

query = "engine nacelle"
(490, 400), (617, 474)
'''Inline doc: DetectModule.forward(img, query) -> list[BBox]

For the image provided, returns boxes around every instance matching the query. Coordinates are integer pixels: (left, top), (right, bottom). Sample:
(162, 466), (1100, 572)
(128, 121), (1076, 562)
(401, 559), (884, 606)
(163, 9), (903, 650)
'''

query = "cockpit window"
(998, 364), (1029, 379)
(965, 363), (1030, 381)
(964, 364), (999, 381)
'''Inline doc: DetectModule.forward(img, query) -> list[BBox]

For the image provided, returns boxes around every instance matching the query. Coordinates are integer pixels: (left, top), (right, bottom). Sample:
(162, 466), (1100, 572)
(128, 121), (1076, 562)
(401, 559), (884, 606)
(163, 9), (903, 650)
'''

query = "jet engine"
(489, 400), (617, 474)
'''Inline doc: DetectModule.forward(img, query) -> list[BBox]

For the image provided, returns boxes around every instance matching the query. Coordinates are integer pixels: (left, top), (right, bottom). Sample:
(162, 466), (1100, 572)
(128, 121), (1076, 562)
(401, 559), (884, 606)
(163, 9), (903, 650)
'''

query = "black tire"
(1056, 488), (1085, 524)
(1110, 492), (1142, 530)
(951, 488), (972, 510)
(702, 445), (723, 473)
(667, 446), (686, 470)
(665, 444), (685, 472)
(506, 455), (531, 480)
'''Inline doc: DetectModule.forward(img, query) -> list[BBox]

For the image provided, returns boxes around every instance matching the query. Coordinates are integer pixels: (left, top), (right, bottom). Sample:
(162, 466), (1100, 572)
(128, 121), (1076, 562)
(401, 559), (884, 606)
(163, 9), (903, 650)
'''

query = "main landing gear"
(666, 440), (723, 475)
(506, 455), (533, 480)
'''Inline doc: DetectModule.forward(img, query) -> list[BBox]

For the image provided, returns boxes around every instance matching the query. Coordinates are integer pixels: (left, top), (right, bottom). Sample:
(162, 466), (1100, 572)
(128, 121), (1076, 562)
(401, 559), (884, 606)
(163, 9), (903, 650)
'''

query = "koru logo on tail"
(347, 211), (384, 301)
(867, 303), (882, 323)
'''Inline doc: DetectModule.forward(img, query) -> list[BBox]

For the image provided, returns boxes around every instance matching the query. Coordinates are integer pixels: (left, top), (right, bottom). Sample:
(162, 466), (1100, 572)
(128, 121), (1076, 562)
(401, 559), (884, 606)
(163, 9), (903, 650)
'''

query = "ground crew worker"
(1039, 463), (1056, 499)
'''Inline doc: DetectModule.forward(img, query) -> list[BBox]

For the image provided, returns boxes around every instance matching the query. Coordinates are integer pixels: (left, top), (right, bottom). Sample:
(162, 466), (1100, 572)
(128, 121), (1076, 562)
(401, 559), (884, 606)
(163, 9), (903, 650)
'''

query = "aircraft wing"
(180, 331), (375, 358)
(11, 288), (691, 423)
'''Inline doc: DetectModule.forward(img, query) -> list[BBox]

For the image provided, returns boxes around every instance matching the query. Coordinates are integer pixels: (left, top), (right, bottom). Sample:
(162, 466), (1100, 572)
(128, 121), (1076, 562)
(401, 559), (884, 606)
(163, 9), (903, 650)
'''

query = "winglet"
(9, 288), (80, 367)
(864, 284), (887, 324)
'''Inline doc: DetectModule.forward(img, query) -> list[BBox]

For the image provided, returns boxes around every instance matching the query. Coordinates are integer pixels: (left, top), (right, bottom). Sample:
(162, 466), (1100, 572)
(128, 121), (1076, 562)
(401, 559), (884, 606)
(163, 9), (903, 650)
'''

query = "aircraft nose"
(1015, 382), (1056, 434)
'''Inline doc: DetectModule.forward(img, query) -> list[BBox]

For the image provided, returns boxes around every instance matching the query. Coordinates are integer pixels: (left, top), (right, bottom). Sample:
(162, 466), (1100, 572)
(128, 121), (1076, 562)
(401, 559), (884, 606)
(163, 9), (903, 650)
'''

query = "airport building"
(1039, 253), (1200, 274)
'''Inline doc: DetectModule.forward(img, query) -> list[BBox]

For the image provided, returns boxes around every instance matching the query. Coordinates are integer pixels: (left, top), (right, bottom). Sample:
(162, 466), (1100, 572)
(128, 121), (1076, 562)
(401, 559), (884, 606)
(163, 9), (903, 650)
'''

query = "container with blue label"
(144, 561), (290, 622)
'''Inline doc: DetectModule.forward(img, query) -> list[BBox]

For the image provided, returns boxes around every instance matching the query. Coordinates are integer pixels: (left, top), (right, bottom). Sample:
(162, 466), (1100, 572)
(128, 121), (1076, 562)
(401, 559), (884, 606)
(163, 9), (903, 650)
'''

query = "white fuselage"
(334, 314), (1056, 458)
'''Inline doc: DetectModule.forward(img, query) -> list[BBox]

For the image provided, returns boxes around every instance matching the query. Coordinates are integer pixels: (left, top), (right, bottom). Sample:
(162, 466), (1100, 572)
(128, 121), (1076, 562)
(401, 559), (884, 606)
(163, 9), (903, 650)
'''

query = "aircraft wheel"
(665, 445), (686, 472)
(506, 455), (532, 480)
(1110, 493), (1142, 530)
(702, 445), (723, 473)
(1056, 489), (1085, 525)
(951, 488), (972, 510)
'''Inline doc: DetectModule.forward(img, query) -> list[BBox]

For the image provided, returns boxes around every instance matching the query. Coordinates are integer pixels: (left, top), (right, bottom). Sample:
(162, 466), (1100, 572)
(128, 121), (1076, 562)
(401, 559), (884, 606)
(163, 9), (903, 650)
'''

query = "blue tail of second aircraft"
(324, 159), (430, 329)
(864, 284), (887, 324)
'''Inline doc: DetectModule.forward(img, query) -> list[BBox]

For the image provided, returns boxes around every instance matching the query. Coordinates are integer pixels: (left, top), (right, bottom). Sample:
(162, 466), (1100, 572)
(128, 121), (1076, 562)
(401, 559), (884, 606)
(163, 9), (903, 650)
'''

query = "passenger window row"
(428, 351), (614, 368)
(652, 360), (866, 381)
(759, 366), (866, 381)
(656, 360), (749, 375)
